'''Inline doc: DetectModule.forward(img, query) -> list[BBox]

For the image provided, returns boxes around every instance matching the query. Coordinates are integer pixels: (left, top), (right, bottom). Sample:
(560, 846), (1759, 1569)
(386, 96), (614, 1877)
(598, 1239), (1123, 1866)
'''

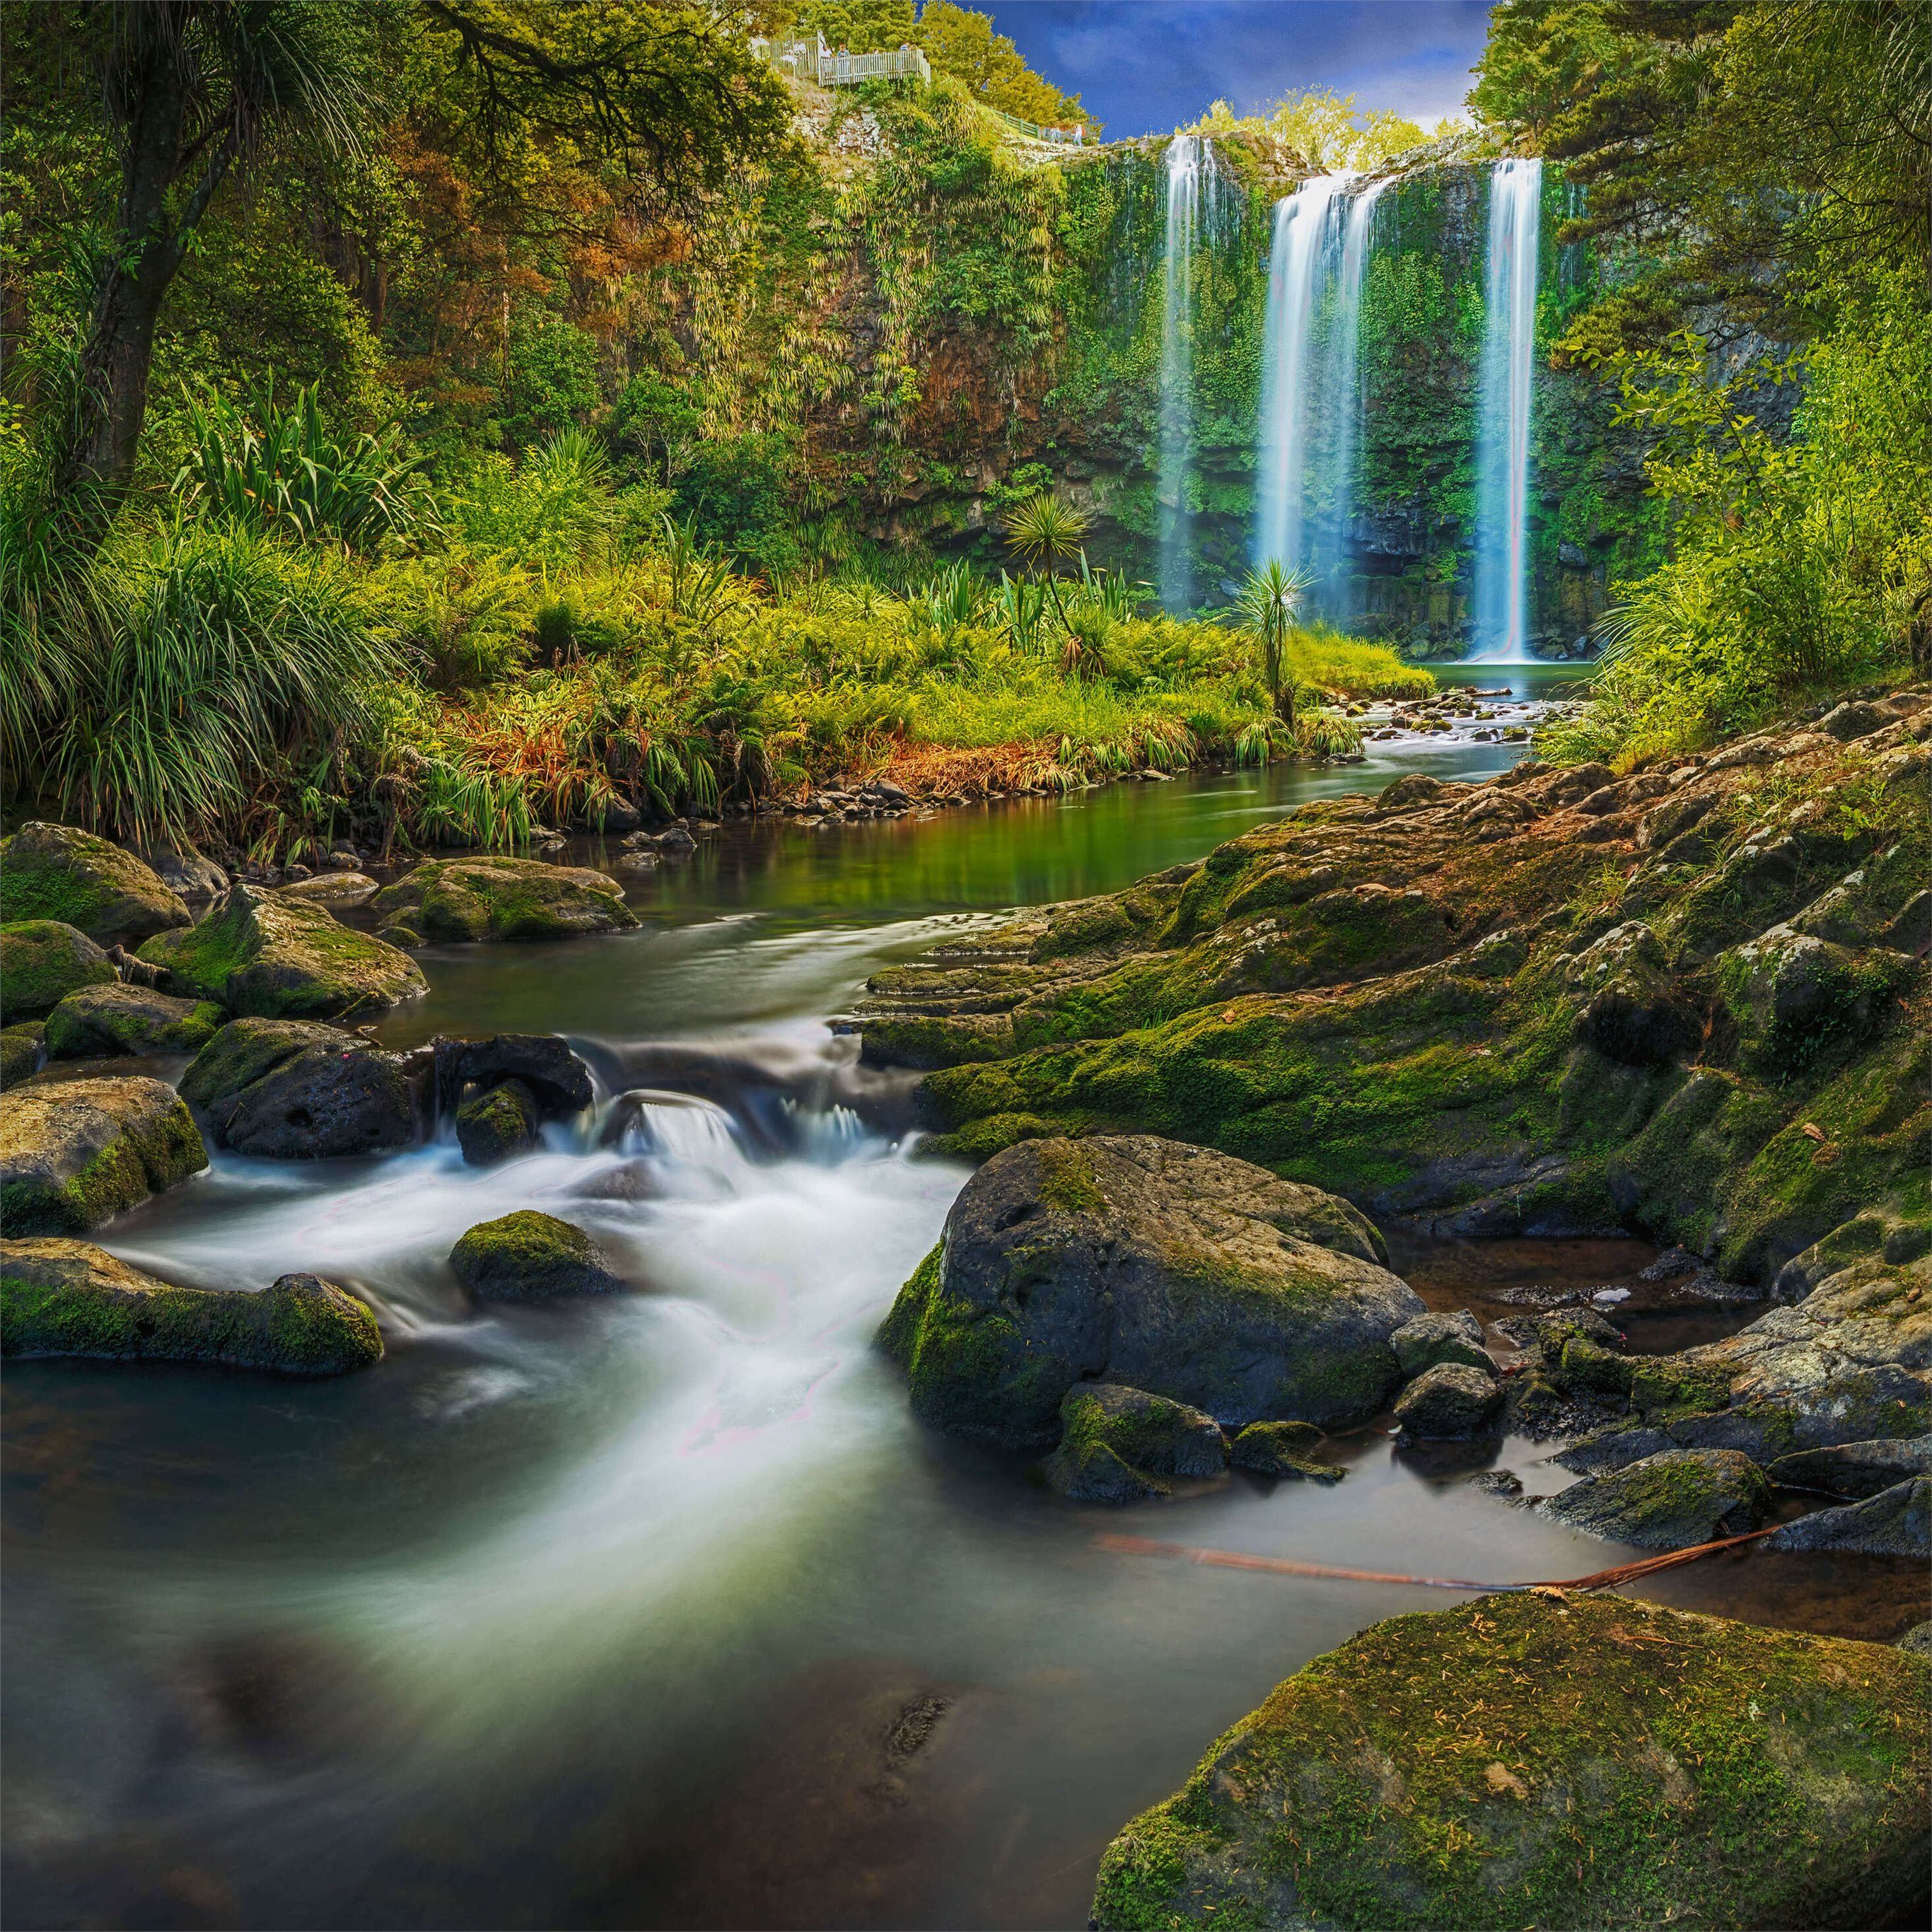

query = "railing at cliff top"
(976, 103), (1087, 145)
(757, 39), (933, 88)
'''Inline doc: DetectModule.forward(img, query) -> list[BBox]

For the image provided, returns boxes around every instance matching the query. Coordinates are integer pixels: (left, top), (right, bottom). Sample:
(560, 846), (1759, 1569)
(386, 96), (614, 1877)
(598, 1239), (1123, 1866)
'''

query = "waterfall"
(1253, 173), (1350, 579)
(1471, 157), (1543, 660)
(1326, 177), (1390, 617)
(1156, 135), (1227, 611)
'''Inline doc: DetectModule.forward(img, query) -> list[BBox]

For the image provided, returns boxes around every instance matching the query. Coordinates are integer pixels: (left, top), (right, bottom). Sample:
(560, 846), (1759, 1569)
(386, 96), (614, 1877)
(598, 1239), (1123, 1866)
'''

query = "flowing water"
(7, 693), (1922, 1931)
(1325, 177), (1391, 621)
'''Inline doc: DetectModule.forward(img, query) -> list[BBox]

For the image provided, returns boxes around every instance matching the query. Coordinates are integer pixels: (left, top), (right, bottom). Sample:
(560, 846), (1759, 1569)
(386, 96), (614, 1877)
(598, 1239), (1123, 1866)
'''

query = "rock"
(1091, 1593), (1932, 1932)
(138, 842), (228, 899)
(1721, 924), (1895, 1062)
(1767, 1477), (1929, 1556)
(454, 1079), (542, 1164)
(1044, 1438), (1165, 1502)
(1563, 920), (1700, 1066)
(448, 1211), (624, 1300)
(1, 919), (122, 1021)
(1228, 1420), (1342, 1482)
(877, 1136), (1421, 1450)
(1769, 1435), (1932, 1499)
(45, 984), (226, 1059)
(1043, 1383), (1226, 1499)
(1392, 1362), (1503, 1439)
(1467, 1467), (1523, 1496)
(0, 1076), (207, 1233)
(0, 1239), (381, 1373)
(370, 856), (638, 943)
(1540, 1447), (1769, 1549)
(1390, 1309), (1489, 1377)
(179, 1018), (417, 1158)
(0, 823), (192, 947)
(139, 885), (426, 1020)
(1, 1022), (46, 1089)
(443, 1034), (594, 1117)
(274, 871), (379, 910)
(1897, 1621), (1932, 1656)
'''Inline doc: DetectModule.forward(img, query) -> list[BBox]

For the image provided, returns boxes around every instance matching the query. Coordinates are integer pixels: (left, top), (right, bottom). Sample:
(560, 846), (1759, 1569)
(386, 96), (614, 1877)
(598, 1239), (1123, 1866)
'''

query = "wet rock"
(454, 1079), (542, 1164)
(180, 1018), (417, 1158)
(1766, 1477), (1929, 1557)
(1539, 1447), (1769, 1549)
(45, 984), (226, 1059)
(1392, 1362), (1503, 1440)
(1768, 1435), (1932, 1499)
(3, 919), (125, 1024)
(1228, 1420), (1343, 1482)
(1466, 1467), (1522, 1496)
(1564, 920), (1701, 1066)
(371, 856), (638, 943)
(1, 1021), (46, 1090)
(448, 1210), (624, 1300)
(0, 1075), (207, 1233)
(1897, 1621), (1932, 1656)
(0, 1239), (381, 1373)
(1043, 1383), (1225, 1500)
(274, 871), (379, 910)
(139, 842), (228, 900)
(878, 1136), (1421, 1450)
(139, 886), (426, 1020)
(444, 1033), (594, 1117)
(1390, 1309), (1489, 1377)
(1553, 1420), (1673, 1475)
(0, 823), (192, 947)
(1091, 1593), (1932, 1932)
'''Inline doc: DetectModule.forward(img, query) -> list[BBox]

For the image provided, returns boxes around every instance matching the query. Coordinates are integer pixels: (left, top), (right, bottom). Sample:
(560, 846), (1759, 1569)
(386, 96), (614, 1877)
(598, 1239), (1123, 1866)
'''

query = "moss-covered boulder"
(448, 1211), (623, 1300)
(1228, 1420), (1342, 1482)
(1, 1239), (381, 1373)
(275, 871), (379, 909)
(1392, 1361), (1503, 1440)
(0, 920), (120, 1021)
(179, 1018), (417, 1158)
(1044, 1383), (1226, 1501)
(371, 857), (638, 944)
(1390, 1310), (1489, 1378)
(0, 823), (192, 948)
(45, 984), (226, 1059)
(878, 1136), (1421, 1451)
(1, 1022), (46, 1090)
(139, 885), (425, 1020)
(1540, 1447), (1769, 1549)
(0, 1076), (208, 1234)
(453, 1079), (542, 1163)
(1092, 1592), (1931, 1932)
(1767, 1477), (1929, 1557)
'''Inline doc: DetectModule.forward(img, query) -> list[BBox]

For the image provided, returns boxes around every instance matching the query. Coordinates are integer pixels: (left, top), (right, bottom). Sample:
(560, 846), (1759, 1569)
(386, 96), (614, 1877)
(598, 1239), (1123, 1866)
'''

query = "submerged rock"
(1091, 1593), (1931, 1932)
(139, 886), (426, 1020)
(448, 1211), (624, 1300)
(878, 1136), (1421, 1450)
(1043, 1383), (1226, 1500)
(45, 984), (226, 1059)
(1392, 1361), (1502, 1440)
(1767, 1477), (1929, 1557)
(1228, 1420), (1342, 1482)
(0, 823), (192, 948)
(1539, 1446), (1769, 1549)
(275, 871), (380, 909)
(180, 1018), (417, 1159)
(371, 857), (638, 944)
(0, 1076), (207, 1233)
(0, 1239), (381, 1373)
(0, 920), (120, 1020)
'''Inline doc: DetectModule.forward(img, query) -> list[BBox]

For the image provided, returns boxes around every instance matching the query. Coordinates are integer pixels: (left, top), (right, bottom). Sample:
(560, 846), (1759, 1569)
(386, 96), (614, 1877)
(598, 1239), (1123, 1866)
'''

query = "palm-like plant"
(1233, 559), (1314, 722)
(1001, 490), (1091, 632)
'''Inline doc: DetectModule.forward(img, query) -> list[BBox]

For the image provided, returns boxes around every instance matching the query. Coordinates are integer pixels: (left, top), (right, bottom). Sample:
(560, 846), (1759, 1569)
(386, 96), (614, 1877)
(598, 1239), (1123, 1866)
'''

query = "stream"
(6, 670), (1923, 1931)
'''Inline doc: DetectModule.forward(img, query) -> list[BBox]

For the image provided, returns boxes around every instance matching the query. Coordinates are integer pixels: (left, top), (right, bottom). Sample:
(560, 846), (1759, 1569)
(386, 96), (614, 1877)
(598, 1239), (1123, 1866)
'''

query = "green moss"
(1556, 1335), (1634, 1398)
(447, 1209), (618, 1299)
(1629, 1357), (1731, 1418)
(45, 988), (226, 1059)
(1034, 1141), (1104, 1216)
(0, 921), (119, 1022)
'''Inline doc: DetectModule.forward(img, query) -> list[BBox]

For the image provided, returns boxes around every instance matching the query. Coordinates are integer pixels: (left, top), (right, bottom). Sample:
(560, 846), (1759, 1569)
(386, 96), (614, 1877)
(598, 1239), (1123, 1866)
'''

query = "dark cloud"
(975, 1), (1494, 137)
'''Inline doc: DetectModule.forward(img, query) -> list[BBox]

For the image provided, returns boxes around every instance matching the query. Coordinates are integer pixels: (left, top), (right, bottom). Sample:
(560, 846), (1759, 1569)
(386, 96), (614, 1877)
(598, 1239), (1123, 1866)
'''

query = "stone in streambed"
(0, 1076), (207, 1234)
(444, 1034), (595, 1115)
(1043, 1383), (1224, 1501)
(371, 856), (637, 944)
(0, 1238), (380, 1373)
(1768, 1435), (1932, 1499)
(275, 871), (379, 910)
(180, 1018), (417, 1158)
(455, 1079), (542, 1163)
(1, 920), (120, 1020)
(1767, 1477), (1929, 1557)
(1091, 1593), (1932, 1932)
(0, 824), (192, 948)
(1539, 1446), (1769, 1549)
(1229, 1420), (1343, 1482)
(448, 1211), (624, 1300)
(45, 983), (226, 1059)
(1390, 1309), (1489, 1377)
(1392, 1361), (1502, 1440)
(878, 1136), (1421, 1450)
(139, 886), (424, 1020)
(1, 1021), (46, 1089)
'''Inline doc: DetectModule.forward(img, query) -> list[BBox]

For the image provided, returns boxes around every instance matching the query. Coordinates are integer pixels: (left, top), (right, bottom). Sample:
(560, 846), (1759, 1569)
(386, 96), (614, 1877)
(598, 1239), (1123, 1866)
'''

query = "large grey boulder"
(1769, 1435), (1932, 1499)
(371, 856), (638, 944)
(878, 1135), (1421, 1450)
(0, 1076), (208, 1233)
(180, 1018), (417, 1158)
(1540, 1447), (1769, 1550)
(1767, 1478), (1929, 1557)
(0, 823), (192, 947)
(1390, 1309), (1489, 1377)
(1393, 1361), (1502, 1439)
(45, 983), (226, 1059)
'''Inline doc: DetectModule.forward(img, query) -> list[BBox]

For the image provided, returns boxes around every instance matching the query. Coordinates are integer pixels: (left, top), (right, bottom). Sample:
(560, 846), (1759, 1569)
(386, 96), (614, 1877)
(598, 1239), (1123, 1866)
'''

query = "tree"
(916, 2), (1088, 132)
(1265, 88), (1428, 170)
(1000, 489), (1089, 630)
(1233, 559), (1313, 723)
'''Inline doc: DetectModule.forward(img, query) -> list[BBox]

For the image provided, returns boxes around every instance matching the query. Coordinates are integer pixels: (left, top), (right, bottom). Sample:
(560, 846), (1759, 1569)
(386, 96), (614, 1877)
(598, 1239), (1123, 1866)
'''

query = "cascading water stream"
(1471, 157), (1543, 661)
(1156, 135), (1226, 611)
(1325, 177), (1390, 618)
(1253, 173), (1350, 578)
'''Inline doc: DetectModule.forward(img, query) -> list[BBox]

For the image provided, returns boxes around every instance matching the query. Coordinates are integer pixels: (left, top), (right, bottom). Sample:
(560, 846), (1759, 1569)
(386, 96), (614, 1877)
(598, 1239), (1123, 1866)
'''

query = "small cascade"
(1325, 177), (1391, 617)
(1253, 173), (1351, 578)
(1156, 135), (1228, 611)
(1471, 157), (1544, 661)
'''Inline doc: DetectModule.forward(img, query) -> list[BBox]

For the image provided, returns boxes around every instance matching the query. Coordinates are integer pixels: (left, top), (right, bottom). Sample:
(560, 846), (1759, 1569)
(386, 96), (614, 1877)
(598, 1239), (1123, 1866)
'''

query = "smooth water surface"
(11, 708), (1916, 1931)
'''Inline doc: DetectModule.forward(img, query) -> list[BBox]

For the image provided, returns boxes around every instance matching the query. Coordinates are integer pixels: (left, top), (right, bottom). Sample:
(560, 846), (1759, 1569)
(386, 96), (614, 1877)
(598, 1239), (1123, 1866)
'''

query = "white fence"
(756, 37), (932, 88)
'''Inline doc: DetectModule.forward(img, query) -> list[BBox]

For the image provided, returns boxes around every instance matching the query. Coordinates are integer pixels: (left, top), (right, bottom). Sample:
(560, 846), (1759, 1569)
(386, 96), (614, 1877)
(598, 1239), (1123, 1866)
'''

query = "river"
(6, 672), (1919, 1929)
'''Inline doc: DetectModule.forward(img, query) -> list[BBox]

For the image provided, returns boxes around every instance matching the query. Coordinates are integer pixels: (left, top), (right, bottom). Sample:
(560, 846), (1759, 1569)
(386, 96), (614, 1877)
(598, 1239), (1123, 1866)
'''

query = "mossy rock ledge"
(45, 982), (226, 1059)
(139, 885), (426, 1020)
(1091, 1591), (1931, 1932)
(180, 1018), (419, 1158)
(0, 919), (120, 1022)
(371, 856), (639, 945)
(0, 822), (192, 948)
(448, 1211), (624, 1299)
(0, 1076), (208, 1234)
(1539, 1446), (1769, 1550)
(1, 1239), (382, 1374)
(878, 1135), (1421, 1453)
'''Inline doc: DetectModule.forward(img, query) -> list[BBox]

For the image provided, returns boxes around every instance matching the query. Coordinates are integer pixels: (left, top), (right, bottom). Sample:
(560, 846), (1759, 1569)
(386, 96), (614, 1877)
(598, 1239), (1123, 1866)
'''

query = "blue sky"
(976, 1), (1495, 137)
